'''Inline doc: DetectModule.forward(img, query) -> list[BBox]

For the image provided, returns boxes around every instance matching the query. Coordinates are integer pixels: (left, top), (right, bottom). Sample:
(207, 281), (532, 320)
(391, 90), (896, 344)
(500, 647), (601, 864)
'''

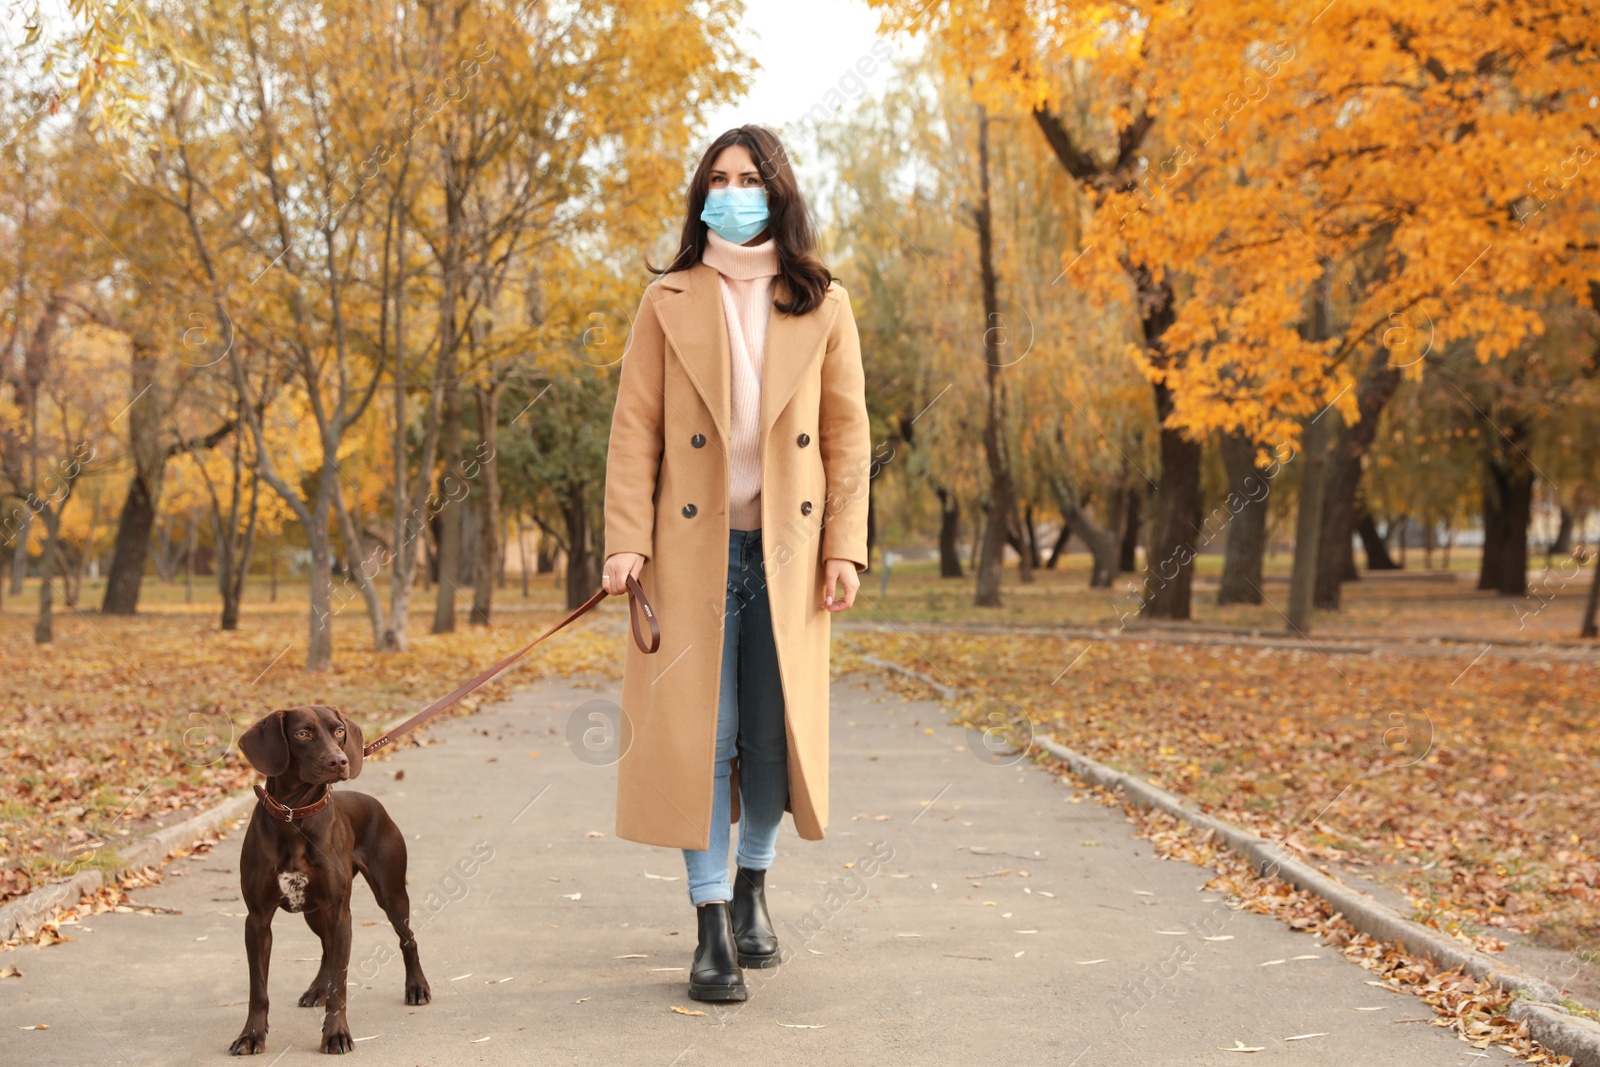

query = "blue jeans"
(682, 528), (789, 906)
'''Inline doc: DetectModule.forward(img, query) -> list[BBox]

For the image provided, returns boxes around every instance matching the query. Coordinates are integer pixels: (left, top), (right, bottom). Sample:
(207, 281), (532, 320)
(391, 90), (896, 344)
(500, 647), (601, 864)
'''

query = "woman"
(600, 125), (871, 1003)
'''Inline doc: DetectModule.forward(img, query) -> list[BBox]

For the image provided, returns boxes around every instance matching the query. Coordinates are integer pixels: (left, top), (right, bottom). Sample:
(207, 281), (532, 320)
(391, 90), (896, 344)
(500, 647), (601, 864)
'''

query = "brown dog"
(229, 705), (430, 1055)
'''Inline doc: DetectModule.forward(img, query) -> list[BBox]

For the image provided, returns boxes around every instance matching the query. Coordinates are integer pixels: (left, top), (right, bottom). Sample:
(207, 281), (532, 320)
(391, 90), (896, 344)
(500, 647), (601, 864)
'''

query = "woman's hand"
(603, 552), (646, 595)
(823, 558), (860, 612)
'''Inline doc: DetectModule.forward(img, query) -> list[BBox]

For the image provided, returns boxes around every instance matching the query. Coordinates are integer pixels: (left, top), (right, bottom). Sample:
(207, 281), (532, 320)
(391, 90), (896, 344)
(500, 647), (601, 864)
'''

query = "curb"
(848, 644), (1600, 1067)
(0, 789), (256, 942)
(1035, 737), (1600, 1067)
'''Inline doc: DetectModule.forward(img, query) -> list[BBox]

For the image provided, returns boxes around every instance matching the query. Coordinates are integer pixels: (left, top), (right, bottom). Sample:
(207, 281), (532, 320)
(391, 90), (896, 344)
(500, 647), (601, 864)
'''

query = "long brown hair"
(648, 125), (835, 317)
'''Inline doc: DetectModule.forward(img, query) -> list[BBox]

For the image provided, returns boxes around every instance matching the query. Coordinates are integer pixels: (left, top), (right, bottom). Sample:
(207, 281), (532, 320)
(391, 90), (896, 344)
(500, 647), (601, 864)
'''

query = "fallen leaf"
(671, 1006), (706, 1017)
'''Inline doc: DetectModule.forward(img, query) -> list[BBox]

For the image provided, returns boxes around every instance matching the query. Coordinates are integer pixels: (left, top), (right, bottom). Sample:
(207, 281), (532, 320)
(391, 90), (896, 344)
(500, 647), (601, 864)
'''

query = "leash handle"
(362, 575), (659, 756)
(621, 571), (660, 654)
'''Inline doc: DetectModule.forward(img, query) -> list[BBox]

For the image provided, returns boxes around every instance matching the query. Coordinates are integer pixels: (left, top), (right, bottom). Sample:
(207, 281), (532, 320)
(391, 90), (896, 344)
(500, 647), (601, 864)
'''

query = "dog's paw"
(298, 983), (327, 1007)
(405, 976), (432, 1006)
(320, 1024), (354, 1055)
(228, 1028), (267, 1055)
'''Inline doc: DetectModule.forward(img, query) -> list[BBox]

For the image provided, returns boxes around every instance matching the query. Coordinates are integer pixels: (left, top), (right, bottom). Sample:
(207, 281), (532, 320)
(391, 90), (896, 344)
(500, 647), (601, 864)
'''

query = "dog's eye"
(294, 730), (311, 739)
(334, 729), (345, 738)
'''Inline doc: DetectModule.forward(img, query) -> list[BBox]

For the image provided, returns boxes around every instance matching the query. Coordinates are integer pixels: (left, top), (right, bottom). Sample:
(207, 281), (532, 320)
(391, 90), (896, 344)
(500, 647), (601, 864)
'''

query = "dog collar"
(254, 783), (332, 823)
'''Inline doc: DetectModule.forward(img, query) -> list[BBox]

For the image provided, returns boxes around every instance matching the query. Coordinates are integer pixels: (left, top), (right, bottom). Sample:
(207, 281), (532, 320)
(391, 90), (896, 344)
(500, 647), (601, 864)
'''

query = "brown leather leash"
(363, 573), (659, 757)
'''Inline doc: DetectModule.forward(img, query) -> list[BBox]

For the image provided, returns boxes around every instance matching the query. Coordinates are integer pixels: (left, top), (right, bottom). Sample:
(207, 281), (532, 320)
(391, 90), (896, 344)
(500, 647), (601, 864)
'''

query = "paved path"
(1, 672), (1505, 1066)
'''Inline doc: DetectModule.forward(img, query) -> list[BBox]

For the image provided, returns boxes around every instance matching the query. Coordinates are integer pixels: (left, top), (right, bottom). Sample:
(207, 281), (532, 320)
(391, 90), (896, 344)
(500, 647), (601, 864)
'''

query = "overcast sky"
(699, 0), (905, 157)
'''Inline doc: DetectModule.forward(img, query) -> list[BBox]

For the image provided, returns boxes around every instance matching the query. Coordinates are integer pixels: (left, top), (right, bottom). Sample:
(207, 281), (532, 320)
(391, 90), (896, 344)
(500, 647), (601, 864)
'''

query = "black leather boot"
(688, 902), (747, 1002)
(732, 866), (780, 968)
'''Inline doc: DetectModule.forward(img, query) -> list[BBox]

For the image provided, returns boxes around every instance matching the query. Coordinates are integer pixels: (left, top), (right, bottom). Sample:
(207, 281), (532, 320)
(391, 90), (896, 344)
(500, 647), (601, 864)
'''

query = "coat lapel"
(760, 276), (839, 452)
(652, 260), (841, 453)
(653, 262), (730, 447)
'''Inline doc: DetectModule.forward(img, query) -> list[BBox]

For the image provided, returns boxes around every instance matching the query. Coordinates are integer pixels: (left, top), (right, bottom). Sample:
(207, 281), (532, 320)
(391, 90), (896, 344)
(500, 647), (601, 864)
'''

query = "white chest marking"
(278, 871), (310, 912)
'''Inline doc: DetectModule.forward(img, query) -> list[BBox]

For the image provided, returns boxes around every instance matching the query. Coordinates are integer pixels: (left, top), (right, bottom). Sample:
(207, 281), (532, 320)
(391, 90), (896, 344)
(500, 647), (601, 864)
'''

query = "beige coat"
(602, 259), (871, 850)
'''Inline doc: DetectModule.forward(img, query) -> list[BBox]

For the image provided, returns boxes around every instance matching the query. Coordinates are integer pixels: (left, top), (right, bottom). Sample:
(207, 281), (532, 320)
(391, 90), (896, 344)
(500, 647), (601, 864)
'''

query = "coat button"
(800, 500), (813, 516)
(797, 432), (811, 447)
(682, 503), (698, 518)
(691, 433), (706, 448)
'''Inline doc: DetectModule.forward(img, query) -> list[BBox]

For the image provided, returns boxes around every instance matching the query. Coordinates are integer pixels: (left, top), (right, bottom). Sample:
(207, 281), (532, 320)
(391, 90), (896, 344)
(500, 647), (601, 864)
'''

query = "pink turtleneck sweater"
(701, 228), (780, 531)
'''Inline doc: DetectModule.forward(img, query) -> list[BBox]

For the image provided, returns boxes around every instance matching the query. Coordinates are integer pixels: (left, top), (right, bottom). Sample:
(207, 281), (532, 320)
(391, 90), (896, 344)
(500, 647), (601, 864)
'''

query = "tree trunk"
(1478, 430), (1533, 596)
(34, 514), (58, 644)
(470, 383), (501, 626)
(1023, 503), (1043, 570)
(1581, 552), (1600, 638)
(972, 104), (1015, 609)
(1217, 431), (1271, 605)
(216, 476), (259, 633)
(1049, 450), (1119, 588)
(1314, 347), (1403, 608)
(1357, 509), (1400, 570)
(460, 497), (482, 587)
(518, 518), (531, 597)
(1550, 506), (1574, 561)
(1119, 485), (1141, 572)
(306, 517), (334, 671)
(497, 515), (509, 590)
(101, 473), (159, 615)
(100, 337), (165, 615)
(1047, 524), (1069, 568)
(183, 509), (199, 604)
(1009, 508), (1036, 585)
(562, 481), (594, 611)
(935, 486), (962, 578)
(1139, 382), (1203, 620)
(431, 438), (463, 633)
(431, 176), (466, 634)
(1288, 414), (1331, 634)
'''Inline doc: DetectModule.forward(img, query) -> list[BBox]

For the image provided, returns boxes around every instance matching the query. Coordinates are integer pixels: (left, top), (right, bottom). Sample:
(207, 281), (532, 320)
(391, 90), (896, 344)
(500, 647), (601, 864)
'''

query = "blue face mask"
(700, 187), (770, 244)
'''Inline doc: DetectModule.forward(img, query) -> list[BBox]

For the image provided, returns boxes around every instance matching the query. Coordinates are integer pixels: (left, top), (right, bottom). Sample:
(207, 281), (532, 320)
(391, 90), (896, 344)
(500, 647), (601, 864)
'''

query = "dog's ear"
(238, 710), (290, 777)
(335, 709), (364, 780)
